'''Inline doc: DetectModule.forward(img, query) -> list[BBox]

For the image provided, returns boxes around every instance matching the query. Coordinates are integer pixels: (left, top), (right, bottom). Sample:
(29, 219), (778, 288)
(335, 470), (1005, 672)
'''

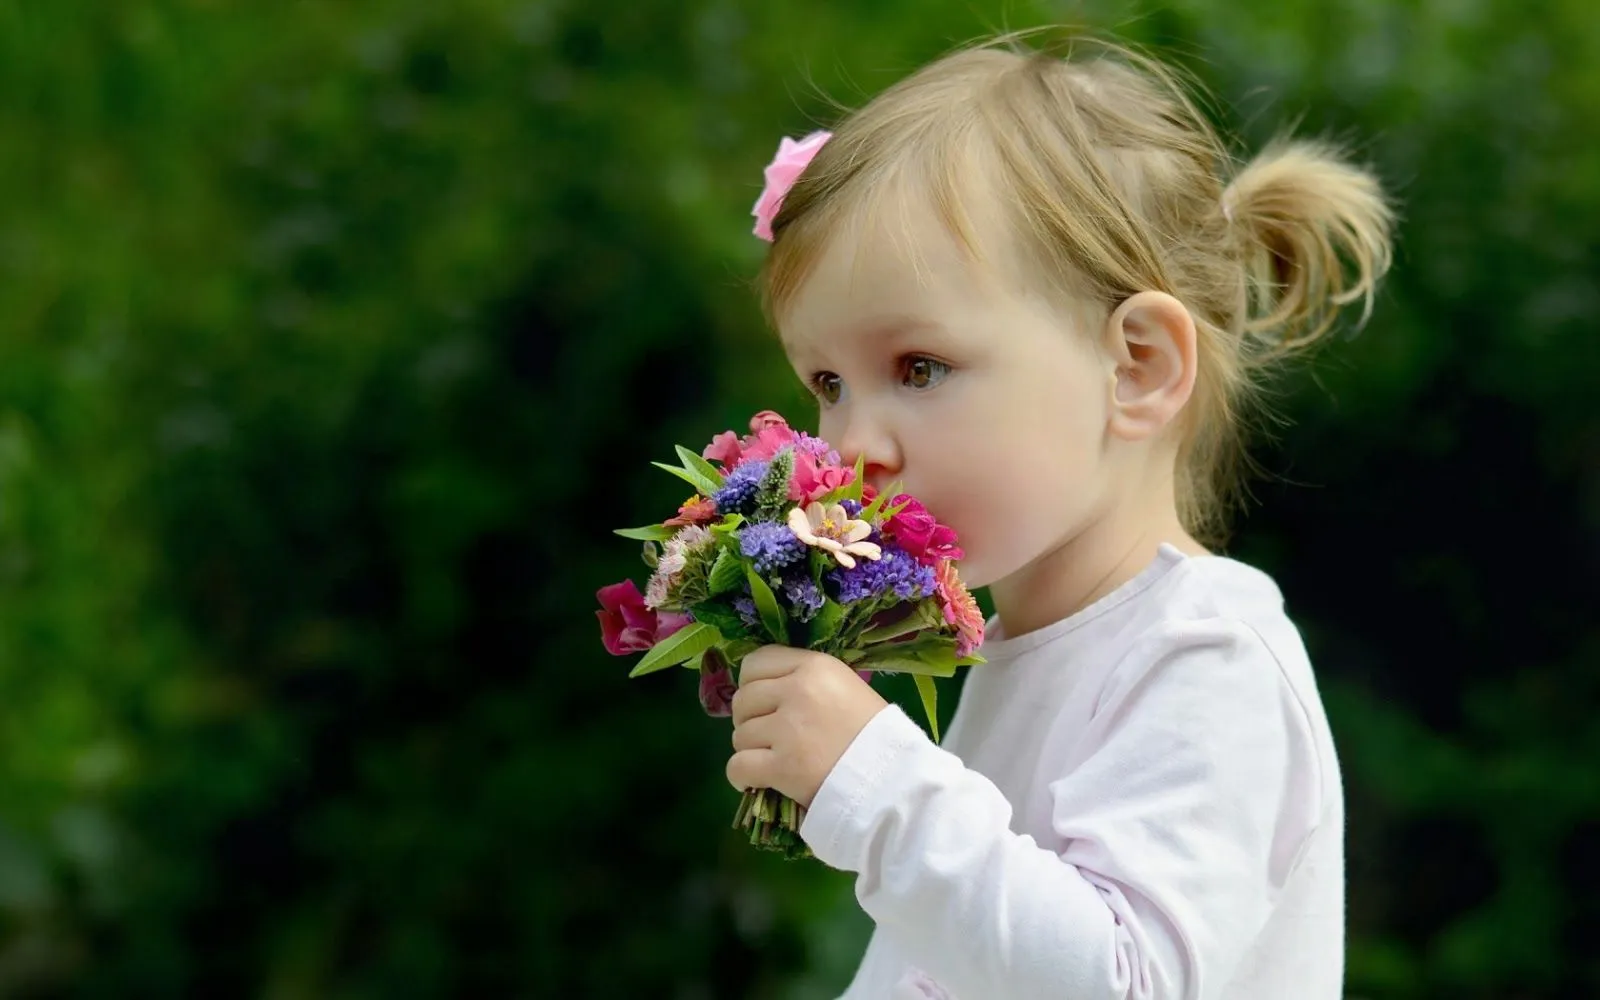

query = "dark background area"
(0, 1), (1595, 997)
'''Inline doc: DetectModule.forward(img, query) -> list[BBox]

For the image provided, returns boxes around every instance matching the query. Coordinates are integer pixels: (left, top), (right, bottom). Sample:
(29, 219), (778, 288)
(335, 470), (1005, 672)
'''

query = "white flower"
(644, 526), (713, 609)
(786, 502), (882, 569)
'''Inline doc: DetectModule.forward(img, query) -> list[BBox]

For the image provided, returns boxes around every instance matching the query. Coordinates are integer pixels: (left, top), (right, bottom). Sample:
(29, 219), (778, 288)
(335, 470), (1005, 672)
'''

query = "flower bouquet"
(596, 411), (985, 860)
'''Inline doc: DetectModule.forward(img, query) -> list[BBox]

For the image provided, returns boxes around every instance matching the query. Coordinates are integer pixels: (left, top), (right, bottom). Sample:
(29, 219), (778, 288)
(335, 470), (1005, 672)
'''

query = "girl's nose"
(836, 416), (901, 496)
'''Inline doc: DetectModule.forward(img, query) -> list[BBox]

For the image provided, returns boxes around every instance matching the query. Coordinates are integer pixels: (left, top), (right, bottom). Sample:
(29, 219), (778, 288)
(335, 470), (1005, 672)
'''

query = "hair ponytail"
(1224, 139), (1395, 355)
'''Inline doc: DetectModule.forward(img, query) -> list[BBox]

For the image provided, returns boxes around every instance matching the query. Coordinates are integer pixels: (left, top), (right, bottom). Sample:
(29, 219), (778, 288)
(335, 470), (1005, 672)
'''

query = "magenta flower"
(882, 494), (964, 565)
(596, 580), (690, 655)
(698, 657), (738, 717)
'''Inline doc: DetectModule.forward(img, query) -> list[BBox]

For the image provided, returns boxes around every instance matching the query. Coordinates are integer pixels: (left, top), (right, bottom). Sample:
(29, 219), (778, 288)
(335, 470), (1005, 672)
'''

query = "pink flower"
(703, 430), (743, 470)
(934, 560), (984, 658)
(596, 580), (690, 655)
(701, 413), (800, 470)
(749, 410), (789, 433)
(791, 451), (855, 504)
(737, 423), (798, 465)
(751, 131), (831, 242)
(882, 495), (964, 564)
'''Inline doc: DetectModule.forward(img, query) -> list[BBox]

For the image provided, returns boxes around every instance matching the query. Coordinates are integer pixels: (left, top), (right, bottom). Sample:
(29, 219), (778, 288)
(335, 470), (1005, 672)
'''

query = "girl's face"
(777, 207), (1118, 590)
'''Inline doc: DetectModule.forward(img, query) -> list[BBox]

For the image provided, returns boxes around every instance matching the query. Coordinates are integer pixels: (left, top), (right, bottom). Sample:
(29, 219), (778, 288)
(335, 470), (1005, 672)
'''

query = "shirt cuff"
(800, 703), (931, 870)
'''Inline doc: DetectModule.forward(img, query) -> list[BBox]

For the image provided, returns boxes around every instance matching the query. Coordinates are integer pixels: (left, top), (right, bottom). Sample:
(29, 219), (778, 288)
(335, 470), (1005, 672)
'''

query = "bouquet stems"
(732, 787), (813, 860)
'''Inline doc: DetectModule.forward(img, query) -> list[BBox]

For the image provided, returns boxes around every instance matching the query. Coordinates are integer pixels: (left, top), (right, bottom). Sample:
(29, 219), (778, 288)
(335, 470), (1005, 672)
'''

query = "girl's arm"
(799, 619), (1325, 1000)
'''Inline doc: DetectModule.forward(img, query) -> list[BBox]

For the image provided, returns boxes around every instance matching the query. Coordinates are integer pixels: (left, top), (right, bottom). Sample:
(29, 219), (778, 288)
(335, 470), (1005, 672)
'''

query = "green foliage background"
(1, 1), (1595, 997)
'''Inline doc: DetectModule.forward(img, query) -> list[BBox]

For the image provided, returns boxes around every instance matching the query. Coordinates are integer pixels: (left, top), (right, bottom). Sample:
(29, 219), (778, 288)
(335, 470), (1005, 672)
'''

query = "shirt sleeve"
(798, 619), (1325, 1000)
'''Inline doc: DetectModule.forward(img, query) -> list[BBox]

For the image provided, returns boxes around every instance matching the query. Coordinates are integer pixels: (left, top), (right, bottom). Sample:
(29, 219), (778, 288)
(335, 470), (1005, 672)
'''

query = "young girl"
(725, 35), (1392, 1000)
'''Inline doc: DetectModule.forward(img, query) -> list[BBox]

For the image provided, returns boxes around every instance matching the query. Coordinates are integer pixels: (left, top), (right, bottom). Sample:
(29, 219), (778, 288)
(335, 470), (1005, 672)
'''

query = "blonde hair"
(759, 34), (1394, 544)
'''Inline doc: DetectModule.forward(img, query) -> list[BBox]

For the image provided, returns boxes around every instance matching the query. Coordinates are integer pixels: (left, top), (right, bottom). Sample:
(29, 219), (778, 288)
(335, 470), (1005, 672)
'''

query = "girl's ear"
(1101, 291), (1199, 442)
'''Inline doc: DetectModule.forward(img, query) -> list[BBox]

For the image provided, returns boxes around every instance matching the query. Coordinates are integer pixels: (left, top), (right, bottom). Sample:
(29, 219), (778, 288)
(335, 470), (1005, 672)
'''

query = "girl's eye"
(810, 372), (844, 405)
(904, 356), (951, 390)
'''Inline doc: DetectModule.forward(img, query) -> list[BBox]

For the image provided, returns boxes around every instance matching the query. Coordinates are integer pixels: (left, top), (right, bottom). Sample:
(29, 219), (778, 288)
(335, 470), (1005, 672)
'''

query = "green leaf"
(851, 637), (960, 677)
(686, 600), (750, 639)
(709, 513), (745, 537)
(651, 461), (719, 498)
(814, 485), (853, 507)
(614, 524), (676, 542)
(745, 567), (788, 645)
(627, 622), (723, 678)
(807, 599), (846, 647)
(853, 653), (958, 678)
(675, 445), (725, 490)
(858, 600), (943, 644)
(859, 488), (891, 523)
(707, 548), (744, 595)
(843, 452), (866, 502)
(912, 674), (941, 743)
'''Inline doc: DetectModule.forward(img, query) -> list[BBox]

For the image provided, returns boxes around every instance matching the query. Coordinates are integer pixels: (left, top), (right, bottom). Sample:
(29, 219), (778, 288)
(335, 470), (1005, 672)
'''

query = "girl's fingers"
(731, 712), (780, 752)
(730, 676), (785, 726)
(726, 747), (778, 792)
(738, 645), (803, 684)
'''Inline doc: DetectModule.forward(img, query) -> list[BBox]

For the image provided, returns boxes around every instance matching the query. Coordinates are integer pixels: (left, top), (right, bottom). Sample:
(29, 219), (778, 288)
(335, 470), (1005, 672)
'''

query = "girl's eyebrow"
(782, 315), (947, 360)
(856, 316), (946, 345)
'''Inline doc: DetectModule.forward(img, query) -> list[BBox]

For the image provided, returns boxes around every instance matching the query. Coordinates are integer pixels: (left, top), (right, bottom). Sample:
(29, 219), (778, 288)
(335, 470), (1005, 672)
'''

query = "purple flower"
(739, 522), (807, 574)
(839, 498), (864, 519)
(795, 432), (841, 466)
(714, 459), (769, 515)
(781, 573), (824, 622)
(733, 596), (760, 629)
(828, 545), (936, 605)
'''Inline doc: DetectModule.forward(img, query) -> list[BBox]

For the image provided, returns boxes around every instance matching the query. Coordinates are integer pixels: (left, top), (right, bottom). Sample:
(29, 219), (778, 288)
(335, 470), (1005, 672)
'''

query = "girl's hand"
(727, 645), (889, 809)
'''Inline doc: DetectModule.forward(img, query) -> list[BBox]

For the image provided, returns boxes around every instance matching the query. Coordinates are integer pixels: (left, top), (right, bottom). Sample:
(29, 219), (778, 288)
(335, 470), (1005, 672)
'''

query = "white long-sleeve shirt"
(799, 543), (1344, 1000)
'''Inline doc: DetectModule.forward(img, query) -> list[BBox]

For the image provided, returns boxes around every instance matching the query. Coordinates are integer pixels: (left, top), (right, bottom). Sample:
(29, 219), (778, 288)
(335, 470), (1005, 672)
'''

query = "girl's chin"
(952, 556), (999, 592)
(956, 544), (1042, 594)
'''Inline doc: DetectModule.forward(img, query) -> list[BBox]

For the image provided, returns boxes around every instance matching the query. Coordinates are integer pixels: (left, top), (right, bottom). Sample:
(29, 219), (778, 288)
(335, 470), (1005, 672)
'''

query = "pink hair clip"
(751, 130), (831, 242)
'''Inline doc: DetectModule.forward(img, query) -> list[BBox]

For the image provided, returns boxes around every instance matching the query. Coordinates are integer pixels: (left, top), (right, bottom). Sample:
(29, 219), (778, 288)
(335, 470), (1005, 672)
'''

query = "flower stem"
(732, 788), (813, 861)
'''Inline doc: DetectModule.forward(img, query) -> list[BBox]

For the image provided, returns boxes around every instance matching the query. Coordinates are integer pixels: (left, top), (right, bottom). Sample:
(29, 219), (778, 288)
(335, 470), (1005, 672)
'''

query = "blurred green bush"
(0, 2), (1594, 997)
